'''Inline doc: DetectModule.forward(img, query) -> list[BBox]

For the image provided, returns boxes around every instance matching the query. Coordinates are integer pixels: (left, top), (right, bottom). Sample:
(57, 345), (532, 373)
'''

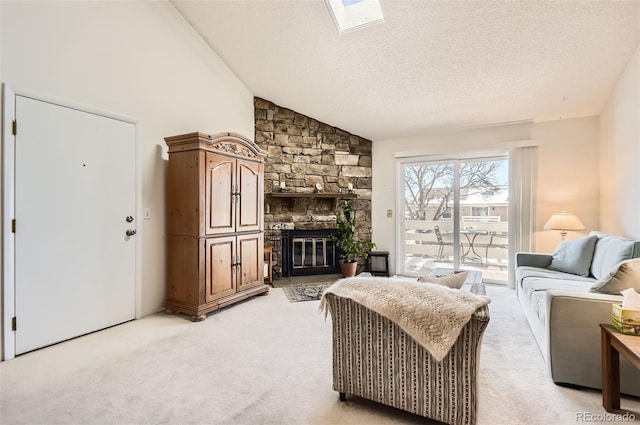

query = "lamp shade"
(543, 212), (585, 231)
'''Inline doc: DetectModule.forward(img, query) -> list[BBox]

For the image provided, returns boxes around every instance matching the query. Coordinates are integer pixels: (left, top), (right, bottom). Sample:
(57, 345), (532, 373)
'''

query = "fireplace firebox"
(281, 229), (340, 276)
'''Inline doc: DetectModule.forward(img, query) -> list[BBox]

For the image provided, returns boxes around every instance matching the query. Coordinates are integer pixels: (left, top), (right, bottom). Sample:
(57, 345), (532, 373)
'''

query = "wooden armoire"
(164, 132), (269, 321)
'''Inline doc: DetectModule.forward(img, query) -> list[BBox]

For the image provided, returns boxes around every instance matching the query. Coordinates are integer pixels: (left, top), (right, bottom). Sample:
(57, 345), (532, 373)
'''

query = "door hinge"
(12, 317), (16, 331)
(11, 219), (16, 233)
(12, 119), (17, 135)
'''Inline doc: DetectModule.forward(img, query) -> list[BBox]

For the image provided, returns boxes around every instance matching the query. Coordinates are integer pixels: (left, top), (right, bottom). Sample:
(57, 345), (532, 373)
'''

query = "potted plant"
(334, 200), (376, 277)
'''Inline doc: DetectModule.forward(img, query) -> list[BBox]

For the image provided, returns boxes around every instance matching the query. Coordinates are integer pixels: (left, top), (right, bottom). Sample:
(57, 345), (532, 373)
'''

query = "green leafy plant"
(334, 200), (376, 263)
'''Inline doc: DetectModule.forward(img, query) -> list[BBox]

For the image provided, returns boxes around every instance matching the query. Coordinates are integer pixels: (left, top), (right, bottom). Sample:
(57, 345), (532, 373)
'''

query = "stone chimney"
(254, 97), (373, 276)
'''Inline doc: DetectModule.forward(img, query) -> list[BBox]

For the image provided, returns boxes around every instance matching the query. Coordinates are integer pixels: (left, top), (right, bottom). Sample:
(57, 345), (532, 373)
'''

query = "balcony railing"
(404, 219), (509, 270)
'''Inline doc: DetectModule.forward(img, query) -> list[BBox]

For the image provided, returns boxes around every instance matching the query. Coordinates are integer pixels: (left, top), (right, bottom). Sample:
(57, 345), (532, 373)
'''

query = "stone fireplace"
(254, 97), (373, 277)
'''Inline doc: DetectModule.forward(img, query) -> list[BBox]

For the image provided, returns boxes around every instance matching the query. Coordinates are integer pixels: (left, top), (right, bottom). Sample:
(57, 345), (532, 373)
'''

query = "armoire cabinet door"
(237, 233), (263, 292)
(237, 158), (263, 233)
(205, 152), (235, 235)
(205, 236), (236, 302)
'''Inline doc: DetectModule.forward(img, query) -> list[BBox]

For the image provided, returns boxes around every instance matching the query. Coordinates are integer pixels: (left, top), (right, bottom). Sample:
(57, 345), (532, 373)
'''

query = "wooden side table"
(600, 324), (640, 412)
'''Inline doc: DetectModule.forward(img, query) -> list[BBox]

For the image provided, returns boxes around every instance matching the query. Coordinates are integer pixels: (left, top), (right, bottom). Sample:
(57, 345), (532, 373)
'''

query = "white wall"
(531, 117), (600, 253)
(1, 1), (254, 323)
(372, 117), (600, 274)
(599, 43), (640, 240)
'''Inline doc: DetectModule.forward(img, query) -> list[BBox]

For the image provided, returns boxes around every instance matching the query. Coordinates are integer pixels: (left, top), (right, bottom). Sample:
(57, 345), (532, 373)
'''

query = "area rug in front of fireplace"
(282, 283), (333, 303)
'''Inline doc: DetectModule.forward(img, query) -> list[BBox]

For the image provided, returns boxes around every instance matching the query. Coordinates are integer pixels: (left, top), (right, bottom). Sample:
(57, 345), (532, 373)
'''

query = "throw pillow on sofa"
(549, 235), (598, 277)
(589, 232), (638, 280)
(418, 271), (468, 289)
(590, 259), (640, 295)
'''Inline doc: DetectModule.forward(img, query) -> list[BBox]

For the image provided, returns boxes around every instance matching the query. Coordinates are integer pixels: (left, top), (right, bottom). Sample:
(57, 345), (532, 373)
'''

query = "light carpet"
(1, 286), (639, 425)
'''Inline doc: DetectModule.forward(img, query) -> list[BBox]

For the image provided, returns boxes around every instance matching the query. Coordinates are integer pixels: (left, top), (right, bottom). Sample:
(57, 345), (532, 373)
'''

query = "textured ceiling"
(171, 1), (640, 141)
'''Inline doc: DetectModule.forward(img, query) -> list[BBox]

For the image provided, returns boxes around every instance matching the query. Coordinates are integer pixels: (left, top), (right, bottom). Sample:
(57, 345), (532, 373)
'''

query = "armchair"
(323, 279), (490, 425)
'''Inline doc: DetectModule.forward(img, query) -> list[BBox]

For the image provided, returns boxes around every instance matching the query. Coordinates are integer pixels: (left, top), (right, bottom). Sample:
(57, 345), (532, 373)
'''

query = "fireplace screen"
(292, 238), (336, 269)
(282, 229), (340, 276)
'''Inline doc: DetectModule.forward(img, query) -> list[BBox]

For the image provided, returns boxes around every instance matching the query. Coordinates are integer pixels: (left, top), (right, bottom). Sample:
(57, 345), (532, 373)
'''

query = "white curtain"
(508, 146), (538, 288)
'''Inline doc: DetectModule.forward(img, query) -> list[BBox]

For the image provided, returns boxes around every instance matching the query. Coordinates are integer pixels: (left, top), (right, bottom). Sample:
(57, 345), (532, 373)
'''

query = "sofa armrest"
(545, 290), (640, 395)
(516, 252), (553, 268)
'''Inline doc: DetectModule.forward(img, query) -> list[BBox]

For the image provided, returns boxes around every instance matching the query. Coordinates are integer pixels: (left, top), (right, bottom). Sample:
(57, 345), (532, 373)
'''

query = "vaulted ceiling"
(171, 1), (640, 141)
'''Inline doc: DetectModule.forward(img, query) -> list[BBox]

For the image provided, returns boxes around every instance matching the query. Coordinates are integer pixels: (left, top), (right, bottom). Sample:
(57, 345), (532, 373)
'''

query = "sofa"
(516, 231), (640, 395)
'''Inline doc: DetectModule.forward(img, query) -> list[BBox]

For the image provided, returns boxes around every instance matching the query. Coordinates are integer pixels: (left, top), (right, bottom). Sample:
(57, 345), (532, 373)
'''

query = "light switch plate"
(144, 208), (151, 220)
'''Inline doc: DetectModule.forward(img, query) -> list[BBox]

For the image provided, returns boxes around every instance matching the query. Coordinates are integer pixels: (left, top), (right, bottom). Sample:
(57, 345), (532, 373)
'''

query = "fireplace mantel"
(267, 192), (357, 199)
(267, 192), (356, 208)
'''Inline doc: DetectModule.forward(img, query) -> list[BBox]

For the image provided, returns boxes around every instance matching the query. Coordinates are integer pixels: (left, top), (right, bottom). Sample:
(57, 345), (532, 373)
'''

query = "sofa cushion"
(591, 259), (640, 295)
(520, 276), (599, 324)
(590, 233), (638, 280)
(517, 266), (597, 285)
(549, 235), (597, 276)
(520, 276), (599, 299)
(516, 266), (596, 296)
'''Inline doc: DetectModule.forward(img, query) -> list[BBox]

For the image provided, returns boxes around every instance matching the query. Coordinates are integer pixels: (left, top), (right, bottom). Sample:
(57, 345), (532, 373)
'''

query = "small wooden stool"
(368, 251), (389, 277)
(264, 245), (273, 285)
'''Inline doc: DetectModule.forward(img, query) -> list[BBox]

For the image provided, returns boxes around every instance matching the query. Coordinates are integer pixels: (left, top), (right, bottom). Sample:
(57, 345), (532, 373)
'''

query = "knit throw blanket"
(320, 276), (490, 361)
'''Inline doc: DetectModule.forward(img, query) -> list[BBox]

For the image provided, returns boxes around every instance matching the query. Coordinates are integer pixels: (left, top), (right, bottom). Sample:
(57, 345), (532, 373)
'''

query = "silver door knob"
(126, 229), (137, 236)
(126, 216), (134, 223)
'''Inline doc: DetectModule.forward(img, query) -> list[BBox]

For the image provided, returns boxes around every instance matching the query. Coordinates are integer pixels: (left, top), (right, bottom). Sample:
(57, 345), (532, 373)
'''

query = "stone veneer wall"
(254, 97), (373, 275)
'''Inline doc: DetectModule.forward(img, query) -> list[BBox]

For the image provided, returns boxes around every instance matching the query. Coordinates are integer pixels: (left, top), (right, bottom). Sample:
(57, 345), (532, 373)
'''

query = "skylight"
(325, 0), (384, 34)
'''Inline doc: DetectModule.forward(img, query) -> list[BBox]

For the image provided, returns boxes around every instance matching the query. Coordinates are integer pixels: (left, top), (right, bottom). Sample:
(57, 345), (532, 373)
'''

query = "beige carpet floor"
(1, 285), (639, 425)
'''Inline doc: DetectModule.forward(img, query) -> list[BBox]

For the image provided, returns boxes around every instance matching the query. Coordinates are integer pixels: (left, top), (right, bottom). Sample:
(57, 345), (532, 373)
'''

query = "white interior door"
(13, 95), (136, 355)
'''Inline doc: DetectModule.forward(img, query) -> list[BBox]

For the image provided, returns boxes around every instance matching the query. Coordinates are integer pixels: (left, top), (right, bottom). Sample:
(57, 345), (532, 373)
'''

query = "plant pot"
(340, 261), (358, 277)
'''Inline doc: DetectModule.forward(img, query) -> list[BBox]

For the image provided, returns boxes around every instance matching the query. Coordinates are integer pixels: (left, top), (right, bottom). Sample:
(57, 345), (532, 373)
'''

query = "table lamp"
(544, 211), (585, 240)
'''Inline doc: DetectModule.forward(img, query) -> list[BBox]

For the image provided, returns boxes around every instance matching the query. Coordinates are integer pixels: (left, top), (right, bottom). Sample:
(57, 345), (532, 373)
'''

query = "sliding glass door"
(399, 154), (509, 283)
